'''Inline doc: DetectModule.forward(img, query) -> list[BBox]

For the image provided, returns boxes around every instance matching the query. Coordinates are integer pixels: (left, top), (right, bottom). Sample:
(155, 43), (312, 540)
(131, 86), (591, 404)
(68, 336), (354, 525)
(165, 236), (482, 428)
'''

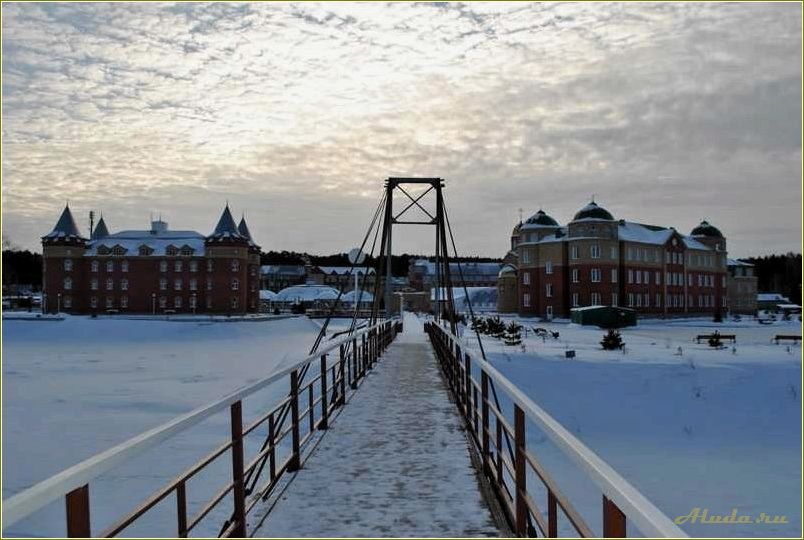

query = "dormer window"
(138, 245), (153, 256)
(112, 245), (127, 256)
(180, 246), (194, 257)
(166, 245), (178, 256)
(97, 245), (110, 256)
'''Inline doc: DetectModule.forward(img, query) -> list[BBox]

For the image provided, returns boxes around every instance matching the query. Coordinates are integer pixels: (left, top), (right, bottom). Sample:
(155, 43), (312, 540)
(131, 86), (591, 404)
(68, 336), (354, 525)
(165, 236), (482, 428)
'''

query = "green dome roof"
(525, 209), (559, 227)
(573, 201), (614, 221)
(691, 220), (723, 238)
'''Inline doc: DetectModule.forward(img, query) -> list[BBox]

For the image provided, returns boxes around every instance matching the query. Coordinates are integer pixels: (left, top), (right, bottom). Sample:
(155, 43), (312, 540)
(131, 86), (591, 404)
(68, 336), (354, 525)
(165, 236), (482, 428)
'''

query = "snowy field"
(455, 315), (802, 537)
(2, 315), (326, 537)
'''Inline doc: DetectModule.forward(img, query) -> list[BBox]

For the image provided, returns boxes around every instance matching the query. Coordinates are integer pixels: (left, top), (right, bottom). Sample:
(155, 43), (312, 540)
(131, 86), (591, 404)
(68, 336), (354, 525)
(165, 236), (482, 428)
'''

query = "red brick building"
(498, 201), (729, 319)
(41, 204), (261, 314)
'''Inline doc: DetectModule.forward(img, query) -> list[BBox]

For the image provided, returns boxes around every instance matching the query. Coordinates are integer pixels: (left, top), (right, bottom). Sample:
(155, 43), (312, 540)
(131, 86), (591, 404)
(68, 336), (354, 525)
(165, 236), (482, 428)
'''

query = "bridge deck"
(251, 313), (501, 537)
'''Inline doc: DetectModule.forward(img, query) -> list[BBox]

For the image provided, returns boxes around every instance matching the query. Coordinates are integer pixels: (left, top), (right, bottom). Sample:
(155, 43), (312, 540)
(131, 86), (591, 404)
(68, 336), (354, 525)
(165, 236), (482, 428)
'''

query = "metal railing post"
(339, 344), (347, 405)
(361, 334), (367, 377)
(288, 370), (301, 471)
(230, 401), (247, 538)
(268, 413), (276, 481)
(320, 355), (328, 429)
(481, 371), (490, 473)
(464, 353), (472, 419)
(65, 484), (91, 537)
(351, 338), (358, 389)
(176, 481), (188, 538)
(548, 490), (558, 538)
(514, 405), (527, 537)
(603, 496), (627, 537)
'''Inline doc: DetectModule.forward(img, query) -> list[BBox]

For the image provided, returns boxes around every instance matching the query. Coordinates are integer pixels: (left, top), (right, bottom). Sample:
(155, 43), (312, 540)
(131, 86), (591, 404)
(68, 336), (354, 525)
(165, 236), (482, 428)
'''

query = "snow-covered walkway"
(251, 313), (501, 537)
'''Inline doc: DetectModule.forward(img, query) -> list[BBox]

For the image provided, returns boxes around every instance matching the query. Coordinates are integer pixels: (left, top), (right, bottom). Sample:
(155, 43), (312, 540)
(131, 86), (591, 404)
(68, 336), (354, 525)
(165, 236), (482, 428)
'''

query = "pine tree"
(486, 316), (506, 339)
(504, 321), (523, 346)
(601, 329), (625, 350)
(471, 316), (487, 335)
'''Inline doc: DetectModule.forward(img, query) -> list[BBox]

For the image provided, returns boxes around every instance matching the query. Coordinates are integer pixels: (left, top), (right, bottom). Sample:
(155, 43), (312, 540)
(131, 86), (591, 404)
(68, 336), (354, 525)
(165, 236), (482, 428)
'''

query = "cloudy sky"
(2, 1), (801, 258)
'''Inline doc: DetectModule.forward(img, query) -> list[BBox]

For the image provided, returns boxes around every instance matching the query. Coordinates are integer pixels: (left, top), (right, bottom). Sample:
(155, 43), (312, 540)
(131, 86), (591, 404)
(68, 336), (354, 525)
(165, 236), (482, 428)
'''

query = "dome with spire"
(524, 209), (559, 227)
(573, 200), (614, 221)
(42, 204), (85, 242)
(691, 220), (723, 238)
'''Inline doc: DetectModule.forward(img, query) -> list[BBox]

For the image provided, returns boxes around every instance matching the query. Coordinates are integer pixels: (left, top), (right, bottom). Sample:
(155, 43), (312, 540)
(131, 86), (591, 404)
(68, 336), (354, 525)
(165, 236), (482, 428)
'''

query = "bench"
(695, 334), (736, 344)
(774, 335), (801, 344)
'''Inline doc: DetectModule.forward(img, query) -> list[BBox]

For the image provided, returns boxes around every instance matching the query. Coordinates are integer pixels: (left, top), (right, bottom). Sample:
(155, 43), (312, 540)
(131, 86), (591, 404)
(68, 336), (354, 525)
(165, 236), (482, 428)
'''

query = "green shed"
(570, 306), (637, 328)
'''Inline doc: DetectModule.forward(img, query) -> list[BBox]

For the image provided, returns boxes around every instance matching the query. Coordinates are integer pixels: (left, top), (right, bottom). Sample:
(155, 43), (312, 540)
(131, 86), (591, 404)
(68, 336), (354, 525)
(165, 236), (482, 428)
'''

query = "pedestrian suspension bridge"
(2, 179), (687, 538)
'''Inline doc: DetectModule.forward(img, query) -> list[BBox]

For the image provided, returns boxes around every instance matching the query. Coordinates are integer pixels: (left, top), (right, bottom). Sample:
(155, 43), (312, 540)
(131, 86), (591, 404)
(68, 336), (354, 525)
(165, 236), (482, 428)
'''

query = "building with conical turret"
(41, 205), (261, 314)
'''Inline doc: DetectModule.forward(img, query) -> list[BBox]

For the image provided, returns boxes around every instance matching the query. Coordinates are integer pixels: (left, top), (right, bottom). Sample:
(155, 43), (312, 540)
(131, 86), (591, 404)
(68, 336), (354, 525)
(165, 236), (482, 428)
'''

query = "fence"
(424, 321), (687, 538)
(3, 319), (401, 537)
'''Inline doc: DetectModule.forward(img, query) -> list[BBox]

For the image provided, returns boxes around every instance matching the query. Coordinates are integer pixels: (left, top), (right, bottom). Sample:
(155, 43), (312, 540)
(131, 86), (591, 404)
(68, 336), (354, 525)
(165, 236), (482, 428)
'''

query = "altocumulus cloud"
(1, 1), (801, 257)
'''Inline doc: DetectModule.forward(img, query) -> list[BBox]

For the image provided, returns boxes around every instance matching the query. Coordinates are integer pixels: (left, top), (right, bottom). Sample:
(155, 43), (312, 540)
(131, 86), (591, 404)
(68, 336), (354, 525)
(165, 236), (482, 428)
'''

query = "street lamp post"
(152, 293), (156, 315)
(57, 293), (61, 314)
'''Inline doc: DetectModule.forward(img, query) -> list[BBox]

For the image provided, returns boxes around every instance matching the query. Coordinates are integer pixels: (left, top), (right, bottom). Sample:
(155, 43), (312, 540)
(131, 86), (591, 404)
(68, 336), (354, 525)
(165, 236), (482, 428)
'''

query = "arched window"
(190, 278), (197, 291)
(121, 260), (129, 272)
(121, 279), (128, 291)
(64, 277), (72, 290)
(174, 260), (182, 272)
(160, 278), (167, 290)
(90, 297), (98, 308)
(106, 278), (113, 291)
(106, 260), (114, 272)
(91, 260), (99, 272)
(231, 297), (239, 309)
(160, 260), (168, 272)
(231, 278), (239, 291)
(190, 260), (198, 272)
(121, 296), (128, 308)
(90, 278), (98, 290)
(63, 259), (73, 272)
(231, 259), (240, 272)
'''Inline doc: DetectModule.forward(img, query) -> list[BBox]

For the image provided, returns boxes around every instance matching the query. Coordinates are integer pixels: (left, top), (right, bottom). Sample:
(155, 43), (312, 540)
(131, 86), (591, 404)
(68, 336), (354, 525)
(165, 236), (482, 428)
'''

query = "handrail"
(2, 317), (398, 531)
(429, 321), (687, 538)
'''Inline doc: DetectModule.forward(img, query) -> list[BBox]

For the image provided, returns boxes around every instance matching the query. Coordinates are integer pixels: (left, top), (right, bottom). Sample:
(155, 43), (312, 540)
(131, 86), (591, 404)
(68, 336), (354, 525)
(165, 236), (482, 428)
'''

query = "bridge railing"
(424, 321), (688, 538)
(3, 319), (401, 538)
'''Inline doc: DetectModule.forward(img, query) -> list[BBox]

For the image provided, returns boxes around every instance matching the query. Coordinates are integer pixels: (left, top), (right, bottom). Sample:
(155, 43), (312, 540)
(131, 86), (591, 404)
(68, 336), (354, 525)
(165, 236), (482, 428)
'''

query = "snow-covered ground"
(456, 315), (802, 537)
(2, 315), (324, 537)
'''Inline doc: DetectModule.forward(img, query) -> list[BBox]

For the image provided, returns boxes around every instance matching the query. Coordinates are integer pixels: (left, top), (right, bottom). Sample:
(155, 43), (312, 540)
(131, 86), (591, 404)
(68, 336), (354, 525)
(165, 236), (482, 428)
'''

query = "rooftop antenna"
(518, 207), (523, 224)
(591, 193), (597, 203)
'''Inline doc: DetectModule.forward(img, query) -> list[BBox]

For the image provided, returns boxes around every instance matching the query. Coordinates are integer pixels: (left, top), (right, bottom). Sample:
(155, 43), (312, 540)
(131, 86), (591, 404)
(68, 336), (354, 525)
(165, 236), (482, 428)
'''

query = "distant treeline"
(259, 251), (502, 277)
(743, 253), (802, 304)
(2, 249), (43, 292)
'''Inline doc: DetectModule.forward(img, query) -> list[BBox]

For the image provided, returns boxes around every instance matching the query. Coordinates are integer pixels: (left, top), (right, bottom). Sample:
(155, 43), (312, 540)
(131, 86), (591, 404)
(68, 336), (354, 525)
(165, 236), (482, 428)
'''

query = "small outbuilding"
(570, 305), (637, 328)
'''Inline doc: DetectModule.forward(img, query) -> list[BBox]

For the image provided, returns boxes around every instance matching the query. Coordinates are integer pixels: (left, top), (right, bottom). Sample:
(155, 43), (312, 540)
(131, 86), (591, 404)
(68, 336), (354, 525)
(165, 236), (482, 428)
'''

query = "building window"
(591, 292), (601, 305)
(121, 279), (128, 291)
(628, 270), (633, 284)
(523, 272), (530, 285)
(570, 246), (578, 260)
(63, 296), (72, 308)
(91, 278), (98, 290)
(572, 293), (579, 307)
(105, 297), (113, 309)
(546, 306), (553, 319)
(206, 297), (213, 309)
(166, 246), (178, 256)
(522, 250), (531, 264)
(611, 292), (618, 306)
(231, 259), (240, 272)
(545, 260), (553, 274)
(121, 260), (129, 272)
(91, 260), (99, 272)
(655, 271), (660, 285)
(139, 245), (152, 256)
(64, 277), (72, 290)
(174, 260), (183, 272)
(611, 268), (617, 283)
(571, 268), (579, 283)
(627, 247), (634, 261)
(90, 296), (98, 308)
(121, 296), (128, 308)
(106, 278), (113, 291)
(722, 297), (727, 308)
(159, 296), (167, 308)
(628, 293), (634, 307)
(591, 244), (600, 259)
(206, 279), (212, 291)
(688, 274), (692, 287)
(523, 293), (530, 307)
(231, 297), (239, 309)
(656, 293), (661, 307)
(106, 260), (114, 272)
(190, 260), (198, 273)
(546, 283), (553, 298)
(171, 296), (181, 309)
(665, 251), (670, 264)
(250, 266), (257, 277)
(644, 293), (649, 307)
(591, 268), (601, 282)
(610, 246), (617, 259)
(666, 272), (671, 285)
(207, 259), (214, 272)
(231, 278), (239, 291)
(63, 259), (73, 272)
(635, 270), (641, 284)
(189, 295), (197, 309)
(643, 271), (648, 284)
(190, 278), (197, 291)
(160, 278), (167, 290)
(160, 260), (168, 272)
(636, 294), (642, 307)
(174, 279), (182, 291)
(181, 247), (194, 257)
(721, 275), (726, 287)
